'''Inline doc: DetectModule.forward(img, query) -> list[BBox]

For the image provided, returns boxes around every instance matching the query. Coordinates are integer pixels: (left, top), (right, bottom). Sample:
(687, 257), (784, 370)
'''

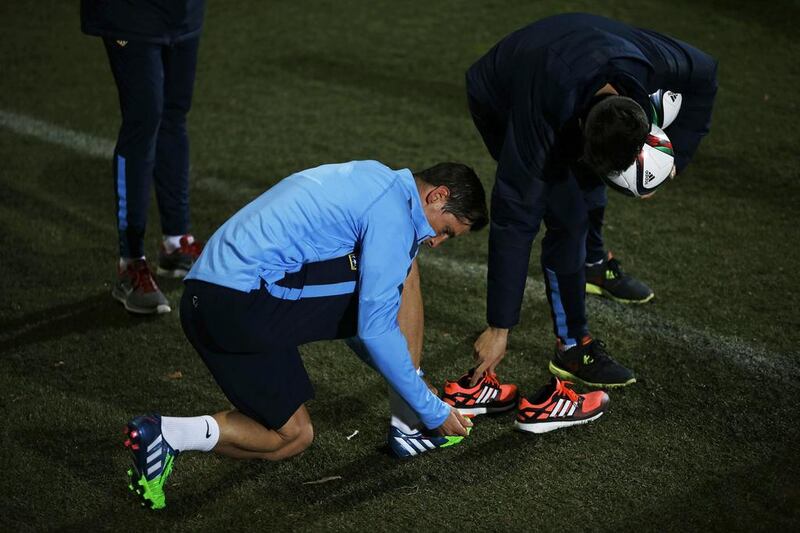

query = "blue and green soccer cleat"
(388, 425), (471, 458)
(124, 414), (178, 510)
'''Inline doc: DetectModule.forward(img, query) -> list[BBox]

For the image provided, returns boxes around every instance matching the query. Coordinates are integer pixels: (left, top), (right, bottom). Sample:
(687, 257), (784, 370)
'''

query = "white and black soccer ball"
(649, 89), (682, 129)
(603, 124), (675, 198)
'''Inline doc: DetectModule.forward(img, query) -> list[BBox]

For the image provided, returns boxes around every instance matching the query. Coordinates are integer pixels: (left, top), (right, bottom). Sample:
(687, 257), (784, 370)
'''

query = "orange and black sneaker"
(442, 369), (518, 416)
(515, 377), (609, 434)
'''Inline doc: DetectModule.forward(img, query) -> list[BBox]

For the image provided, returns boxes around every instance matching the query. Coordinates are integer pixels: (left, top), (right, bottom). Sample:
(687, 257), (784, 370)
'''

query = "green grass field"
(2, 0), (799, 530)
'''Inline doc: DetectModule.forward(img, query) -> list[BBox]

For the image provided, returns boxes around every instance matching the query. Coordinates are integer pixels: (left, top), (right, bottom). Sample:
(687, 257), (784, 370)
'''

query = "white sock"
(163, 234), (192, 253)
(389, 368), (425, 434)
(119, 256), (145, 269)
(161, 415), (219, 452)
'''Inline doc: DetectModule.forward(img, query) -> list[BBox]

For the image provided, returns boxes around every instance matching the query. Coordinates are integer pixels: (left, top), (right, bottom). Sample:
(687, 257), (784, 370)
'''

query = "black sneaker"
(549, 336), (636, 388)
(156, 235), (203, 278)
(585, 252), (654, 304)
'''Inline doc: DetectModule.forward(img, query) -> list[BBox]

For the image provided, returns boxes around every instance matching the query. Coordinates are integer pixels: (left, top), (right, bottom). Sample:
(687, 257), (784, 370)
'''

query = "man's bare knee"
(276, 406), (314, 448)
(295, 422), (314, 450)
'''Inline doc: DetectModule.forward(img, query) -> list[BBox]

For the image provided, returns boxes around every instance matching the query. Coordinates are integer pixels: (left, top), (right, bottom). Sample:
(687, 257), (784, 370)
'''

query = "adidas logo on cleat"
(388, 426), (467, 458)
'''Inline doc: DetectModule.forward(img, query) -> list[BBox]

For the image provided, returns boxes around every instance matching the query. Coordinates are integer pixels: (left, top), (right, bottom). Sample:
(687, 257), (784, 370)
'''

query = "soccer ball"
(649, 89), (682, 129)
(603, 124), (675, 197)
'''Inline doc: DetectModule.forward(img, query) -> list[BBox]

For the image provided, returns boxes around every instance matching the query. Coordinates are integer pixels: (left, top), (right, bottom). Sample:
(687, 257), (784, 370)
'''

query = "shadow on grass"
(59, 426), (538, 528)
(0, 290), (162, 356)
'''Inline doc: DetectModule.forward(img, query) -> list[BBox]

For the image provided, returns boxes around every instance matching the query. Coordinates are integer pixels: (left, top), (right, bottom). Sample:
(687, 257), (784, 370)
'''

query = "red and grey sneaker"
(112, 258), (171, 314)
(156, 235), (203, 278)
(515, 377), (609, 434)
(442, 369), (518, 416)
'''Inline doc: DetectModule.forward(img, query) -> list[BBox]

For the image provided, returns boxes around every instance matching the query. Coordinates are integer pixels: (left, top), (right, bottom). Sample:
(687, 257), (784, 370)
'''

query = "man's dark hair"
(582, 95), (649, 177)
(414, 162), (488, 231)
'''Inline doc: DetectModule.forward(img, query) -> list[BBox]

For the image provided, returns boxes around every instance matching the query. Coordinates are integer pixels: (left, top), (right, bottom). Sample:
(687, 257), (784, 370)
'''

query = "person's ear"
(426, 185), (450, 206)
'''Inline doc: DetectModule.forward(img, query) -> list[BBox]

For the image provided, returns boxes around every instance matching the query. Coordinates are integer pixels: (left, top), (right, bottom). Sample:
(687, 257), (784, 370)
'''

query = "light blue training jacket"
(186, 160), (450, 429)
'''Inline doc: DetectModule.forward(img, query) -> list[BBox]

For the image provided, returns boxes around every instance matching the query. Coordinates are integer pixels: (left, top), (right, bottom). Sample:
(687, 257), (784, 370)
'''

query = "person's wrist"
(488, 326), (510, 337)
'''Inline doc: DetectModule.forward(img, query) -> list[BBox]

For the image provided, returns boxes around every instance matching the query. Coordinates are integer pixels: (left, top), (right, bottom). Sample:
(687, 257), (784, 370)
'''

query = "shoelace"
(129, 261), (158, 293)
(554, 379), (579, 403)
(606, 257), (625, 279)
(178, 237), (204, 258)
(586, 339), (618, 368)
(483, 372), (501, 388)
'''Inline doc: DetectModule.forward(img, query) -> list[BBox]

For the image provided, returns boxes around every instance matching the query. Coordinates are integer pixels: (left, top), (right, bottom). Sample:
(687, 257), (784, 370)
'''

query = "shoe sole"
(156, 266), (190, 279)
(586, 283), (654, 304)
(514, 412), (604, 434)
(112, 288), (171, 314)
(456, 401), (516, 416)
(548, 361), (636, 389)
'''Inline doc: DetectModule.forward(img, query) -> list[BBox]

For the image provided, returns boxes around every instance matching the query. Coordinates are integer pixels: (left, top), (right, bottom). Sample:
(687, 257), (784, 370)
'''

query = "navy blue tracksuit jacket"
(466, 13), (718, 331)
(81, 0), (205, 45)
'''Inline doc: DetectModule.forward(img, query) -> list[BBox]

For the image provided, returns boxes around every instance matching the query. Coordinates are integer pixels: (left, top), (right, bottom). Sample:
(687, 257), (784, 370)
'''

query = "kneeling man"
(123, 160), (487, 509)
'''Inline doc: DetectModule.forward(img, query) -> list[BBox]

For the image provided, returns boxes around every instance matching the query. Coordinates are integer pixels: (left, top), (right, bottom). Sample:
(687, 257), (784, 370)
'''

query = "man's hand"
(470, 326), (509, 386)
(436, 406), (473, 437)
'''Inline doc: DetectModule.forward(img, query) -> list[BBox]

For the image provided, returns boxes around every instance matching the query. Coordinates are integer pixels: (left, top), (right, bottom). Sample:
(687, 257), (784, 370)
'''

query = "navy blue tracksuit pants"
(104, 37), (199, 259)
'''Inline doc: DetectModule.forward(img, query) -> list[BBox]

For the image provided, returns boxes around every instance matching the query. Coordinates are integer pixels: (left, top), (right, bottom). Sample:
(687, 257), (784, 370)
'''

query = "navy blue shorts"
(180, 254), (359, 429)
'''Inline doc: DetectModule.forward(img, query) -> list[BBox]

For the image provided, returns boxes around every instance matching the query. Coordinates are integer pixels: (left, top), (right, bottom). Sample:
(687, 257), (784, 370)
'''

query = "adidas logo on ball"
(604, 124), (674, 197)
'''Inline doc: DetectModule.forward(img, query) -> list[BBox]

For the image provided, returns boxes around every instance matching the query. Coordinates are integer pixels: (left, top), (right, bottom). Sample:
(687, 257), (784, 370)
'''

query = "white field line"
(0, 110), (114, 159)
(2, 109), (796, 381)
(421, 254), (797, 380)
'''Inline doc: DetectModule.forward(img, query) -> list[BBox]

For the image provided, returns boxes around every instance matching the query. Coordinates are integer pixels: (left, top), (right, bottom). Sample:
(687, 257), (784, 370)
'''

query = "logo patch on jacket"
(116, 40), (128, 47)
(348, 253), (358, 271)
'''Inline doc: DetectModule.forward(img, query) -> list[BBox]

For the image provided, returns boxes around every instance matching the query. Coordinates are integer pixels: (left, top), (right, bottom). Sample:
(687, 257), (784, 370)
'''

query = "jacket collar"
(398, 169), (436, 244)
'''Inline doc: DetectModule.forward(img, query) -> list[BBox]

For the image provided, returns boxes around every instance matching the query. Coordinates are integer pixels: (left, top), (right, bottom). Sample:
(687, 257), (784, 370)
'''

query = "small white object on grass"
(346, 430), (359, 440)
(302, 476), (342, 485)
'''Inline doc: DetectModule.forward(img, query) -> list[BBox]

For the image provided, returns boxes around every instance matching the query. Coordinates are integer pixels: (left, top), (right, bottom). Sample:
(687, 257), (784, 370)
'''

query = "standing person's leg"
(542, 179), (635, 388)
(584, 184), (608, 265)
(154, 36), (203, 278)
(583, 183), (654, 304)
(540, 180), (592, 349)
(104, 38), (170, 314)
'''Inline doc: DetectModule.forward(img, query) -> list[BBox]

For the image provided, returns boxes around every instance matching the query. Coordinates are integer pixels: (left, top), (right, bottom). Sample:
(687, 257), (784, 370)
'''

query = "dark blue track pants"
(539, 177), (607, 346)
(104, 37), (200, 258)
